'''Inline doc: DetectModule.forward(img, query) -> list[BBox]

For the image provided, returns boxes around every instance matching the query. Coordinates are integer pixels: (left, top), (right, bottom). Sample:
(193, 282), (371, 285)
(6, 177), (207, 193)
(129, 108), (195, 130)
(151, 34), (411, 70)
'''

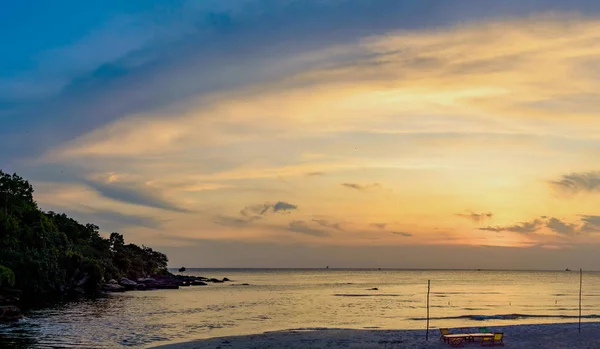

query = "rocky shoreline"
(0, 274), (232, 322)
(103, 274), (231, 292)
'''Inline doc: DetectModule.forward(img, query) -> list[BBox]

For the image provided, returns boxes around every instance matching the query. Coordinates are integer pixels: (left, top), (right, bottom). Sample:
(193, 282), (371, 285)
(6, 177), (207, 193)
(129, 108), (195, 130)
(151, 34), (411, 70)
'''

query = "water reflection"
(0, 269), (598, 348)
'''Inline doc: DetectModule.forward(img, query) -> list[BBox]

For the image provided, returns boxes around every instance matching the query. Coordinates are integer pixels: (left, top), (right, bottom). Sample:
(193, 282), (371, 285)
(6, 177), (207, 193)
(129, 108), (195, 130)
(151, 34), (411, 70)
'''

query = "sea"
(1, 268), (599, 348)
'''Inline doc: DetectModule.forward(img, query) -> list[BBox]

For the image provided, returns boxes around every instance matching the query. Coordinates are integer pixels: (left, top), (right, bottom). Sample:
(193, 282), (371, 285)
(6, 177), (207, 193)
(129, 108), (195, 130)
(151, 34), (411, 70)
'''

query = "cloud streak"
(240, 201), (298, 217)
(549, 171), (600, 194)
(479, 220), (543, 234)
(83, 179), (189, 213)
(312, 219), (343, 231)
(457, 211), (493, 223)
(341, 183), (381, 191)
(288, 220), (328, 237)
(391, 231), (413, 237)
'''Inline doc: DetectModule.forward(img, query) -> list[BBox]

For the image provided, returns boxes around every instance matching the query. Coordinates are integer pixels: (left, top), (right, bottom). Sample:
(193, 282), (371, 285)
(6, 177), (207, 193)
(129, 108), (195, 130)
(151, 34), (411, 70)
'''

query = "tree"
(0, 170), (170, 305)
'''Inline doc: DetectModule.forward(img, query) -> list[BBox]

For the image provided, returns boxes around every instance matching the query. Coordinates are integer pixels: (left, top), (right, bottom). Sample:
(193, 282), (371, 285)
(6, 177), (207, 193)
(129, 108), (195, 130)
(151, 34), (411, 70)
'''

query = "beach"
(150, 322), (600, 349)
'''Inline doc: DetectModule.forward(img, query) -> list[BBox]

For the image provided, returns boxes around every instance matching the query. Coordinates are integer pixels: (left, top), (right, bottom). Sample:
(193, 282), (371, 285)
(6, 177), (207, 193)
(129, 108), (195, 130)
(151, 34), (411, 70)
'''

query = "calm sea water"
(1, 269), (599, 348)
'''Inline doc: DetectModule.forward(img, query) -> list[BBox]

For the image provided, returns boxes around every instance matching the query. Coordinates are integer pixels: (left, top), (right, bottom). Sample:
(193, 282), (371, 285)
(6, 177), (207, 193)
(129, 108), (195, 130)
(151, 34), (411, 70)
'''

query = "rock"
(75, 273), (90, 287)
(108, 279), (118, 284)
(119, 278), (138, 290)
(222, 277), (230, 282)
(141, 275), (180, 290)
(103, 283), (126, 292)
(137, 277), (155, 283)
(135, 284), (147, 291)
(191, 280), (207, 286)
(0, 305), (23, 322)
(74, 287), (86, 294)
(209, 278), (224, 283)
(368, 288), (379, 291)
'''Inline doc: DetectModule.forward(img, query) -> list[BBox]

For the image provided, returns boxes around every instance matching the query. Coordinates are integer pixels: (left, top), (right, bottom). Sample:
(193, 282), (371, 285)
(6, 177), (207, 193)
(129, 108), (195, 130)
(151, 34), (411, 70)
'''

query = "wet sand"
(150, 321), (600, 348)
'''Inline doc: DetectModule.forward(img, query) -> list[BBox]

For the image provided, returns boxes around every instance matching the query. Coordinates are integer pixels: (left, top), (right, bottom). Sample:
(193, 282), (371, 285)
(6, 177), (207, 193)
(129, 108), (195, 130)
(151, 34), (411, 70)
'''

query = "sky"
(5, 0), (600, 269)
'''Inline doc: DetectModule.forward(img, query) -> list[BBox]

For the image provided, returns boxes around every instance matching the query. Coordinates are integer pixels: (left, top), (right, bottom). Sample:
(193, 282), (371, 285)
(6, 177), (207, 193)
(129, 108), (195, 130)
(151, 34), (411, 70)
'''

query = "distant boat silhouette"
(565, 268), (571, 272)
(179, 266), (186, 272)
(326, 265), (329, 269)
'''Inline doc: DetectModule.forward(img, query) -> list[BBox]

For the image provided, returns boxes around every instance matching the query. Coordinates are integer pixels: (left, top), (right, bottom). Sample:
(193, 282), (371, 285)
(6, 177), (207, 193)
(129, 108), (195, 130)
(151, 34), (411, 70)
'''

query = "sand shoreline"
(149, 322), (600, 348)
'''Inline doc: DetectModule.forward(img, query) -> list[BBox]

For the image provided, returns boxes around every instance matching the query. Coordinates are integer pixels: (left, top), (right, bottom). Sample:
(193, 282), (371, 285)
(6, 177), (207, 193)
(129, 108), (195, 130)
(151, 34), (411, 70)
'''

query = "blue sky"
(5, 1), (600, 268)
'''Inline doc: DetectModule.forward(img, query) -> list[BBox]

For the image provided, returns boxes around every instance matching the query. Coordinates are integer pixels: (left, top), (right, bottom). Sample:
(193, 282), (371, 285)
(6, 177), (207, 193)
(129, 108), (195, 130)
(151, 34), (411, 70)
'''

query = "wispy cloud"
(288, 220), (328, 237)
(549, 171), (600, 194)
(391, 231), (413, 237)
(546, 217), (578, 235)
(312, 219), (343, 231)
(480, 216), (582, 235)
(479, 219), (543, 234)
(456, 211), (493, 223)
(240, 201), (298, 216)
(215, 201), (299, 228)
(370, 223), (387, 229)
(580, 215), (600, 233)
(214, 215), (256, 227)
(83, 179), (189, 213)
(341, 183), (381, 191)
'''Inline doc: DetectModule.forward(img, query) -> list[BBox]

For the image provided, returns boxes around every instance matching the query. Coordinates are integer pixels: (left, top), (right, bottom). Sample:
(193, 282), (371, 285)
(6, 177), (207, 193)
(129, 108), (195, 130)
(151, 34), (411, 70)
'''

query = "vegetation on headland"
(0, 170), (170, 310)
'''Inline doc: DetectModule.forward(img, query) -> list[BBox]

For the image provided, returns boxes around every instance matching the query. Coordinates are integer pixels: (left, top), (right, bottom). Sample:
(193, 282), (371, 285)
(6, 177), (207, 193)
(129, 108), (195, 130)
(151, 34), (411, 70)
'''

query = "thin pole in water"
(579, 269), (583, 333)
(426, 280), (431, 341)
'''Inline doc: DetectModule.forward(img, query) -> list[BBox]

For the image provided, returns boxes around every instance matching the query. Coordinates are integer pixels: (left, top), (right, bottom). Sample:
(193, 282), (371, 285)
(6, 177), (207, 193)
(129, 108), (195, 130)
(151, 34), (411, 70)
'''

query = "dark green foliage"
(0, 170), (170, 305)
(0, 264), (15, 287)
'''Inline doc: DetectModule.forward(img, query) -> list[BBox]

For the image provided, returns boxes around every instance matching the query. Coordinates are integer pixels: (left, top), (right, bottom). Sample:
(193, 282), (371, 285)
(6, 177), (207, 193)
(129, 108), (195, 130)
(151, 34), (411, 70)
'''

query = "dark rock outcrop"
(0, 305), (23, 322)
(138, 275), (180, 290)
(101, 273), (237, 293)
(103, 283), (126, 292)
(119, 278), (138, 290)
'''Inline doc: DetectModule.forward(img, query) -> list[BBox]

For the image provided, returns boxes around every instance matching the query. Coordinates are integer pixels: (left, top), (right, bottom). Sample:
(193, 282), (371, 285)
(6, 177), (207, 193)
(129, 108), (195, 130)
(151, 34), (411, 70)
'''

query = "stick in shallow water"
(426, 279), (430, 341)
(579, 268), (582, 333)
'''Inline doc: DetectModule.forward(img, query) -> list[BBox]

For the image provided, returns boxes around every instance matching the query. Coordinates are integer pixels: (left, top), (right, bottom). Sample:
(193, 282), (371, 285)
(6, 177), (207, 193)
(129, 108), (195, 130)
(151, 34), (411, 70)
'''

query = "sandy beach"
(149, 322), (600, 349)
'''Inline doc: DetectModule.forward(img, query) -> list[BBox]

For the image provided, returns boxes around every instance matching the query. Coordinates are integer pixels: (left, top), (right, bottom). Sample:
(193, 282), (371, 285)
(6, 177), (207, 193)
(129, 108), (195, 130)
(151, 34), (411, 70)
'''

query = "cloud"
(240, 201), (298, 217)
(580, 215), (600, 233)
(479, 219), (543, 234)
(83, 179), (189, 213)
(216, 201), (299, 228)
(546, 217), (578, 235)
(272, 201), (298, 213)
(341, 183), (381, 191)
(456, 211), (493, 223)
(312, 219), (343, 231)
(214, 215), (256, 227)
(479, 216), (587, 236)
(67, 206), (161, 231)
(370, 223), (387, 229)
(288, 220), (328, 237)
(549, 171), (600, 194)
(306, 171), (325, 176)
(391, 231), (413, 237)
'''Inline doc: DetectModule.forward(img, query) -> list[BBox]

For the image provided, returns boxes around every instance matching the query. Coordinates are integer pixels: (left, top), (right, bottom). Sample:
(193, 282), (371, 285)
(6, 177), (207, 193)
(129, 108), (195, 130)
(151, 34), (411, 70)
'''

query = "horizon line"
(167, 267), (593, 272)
